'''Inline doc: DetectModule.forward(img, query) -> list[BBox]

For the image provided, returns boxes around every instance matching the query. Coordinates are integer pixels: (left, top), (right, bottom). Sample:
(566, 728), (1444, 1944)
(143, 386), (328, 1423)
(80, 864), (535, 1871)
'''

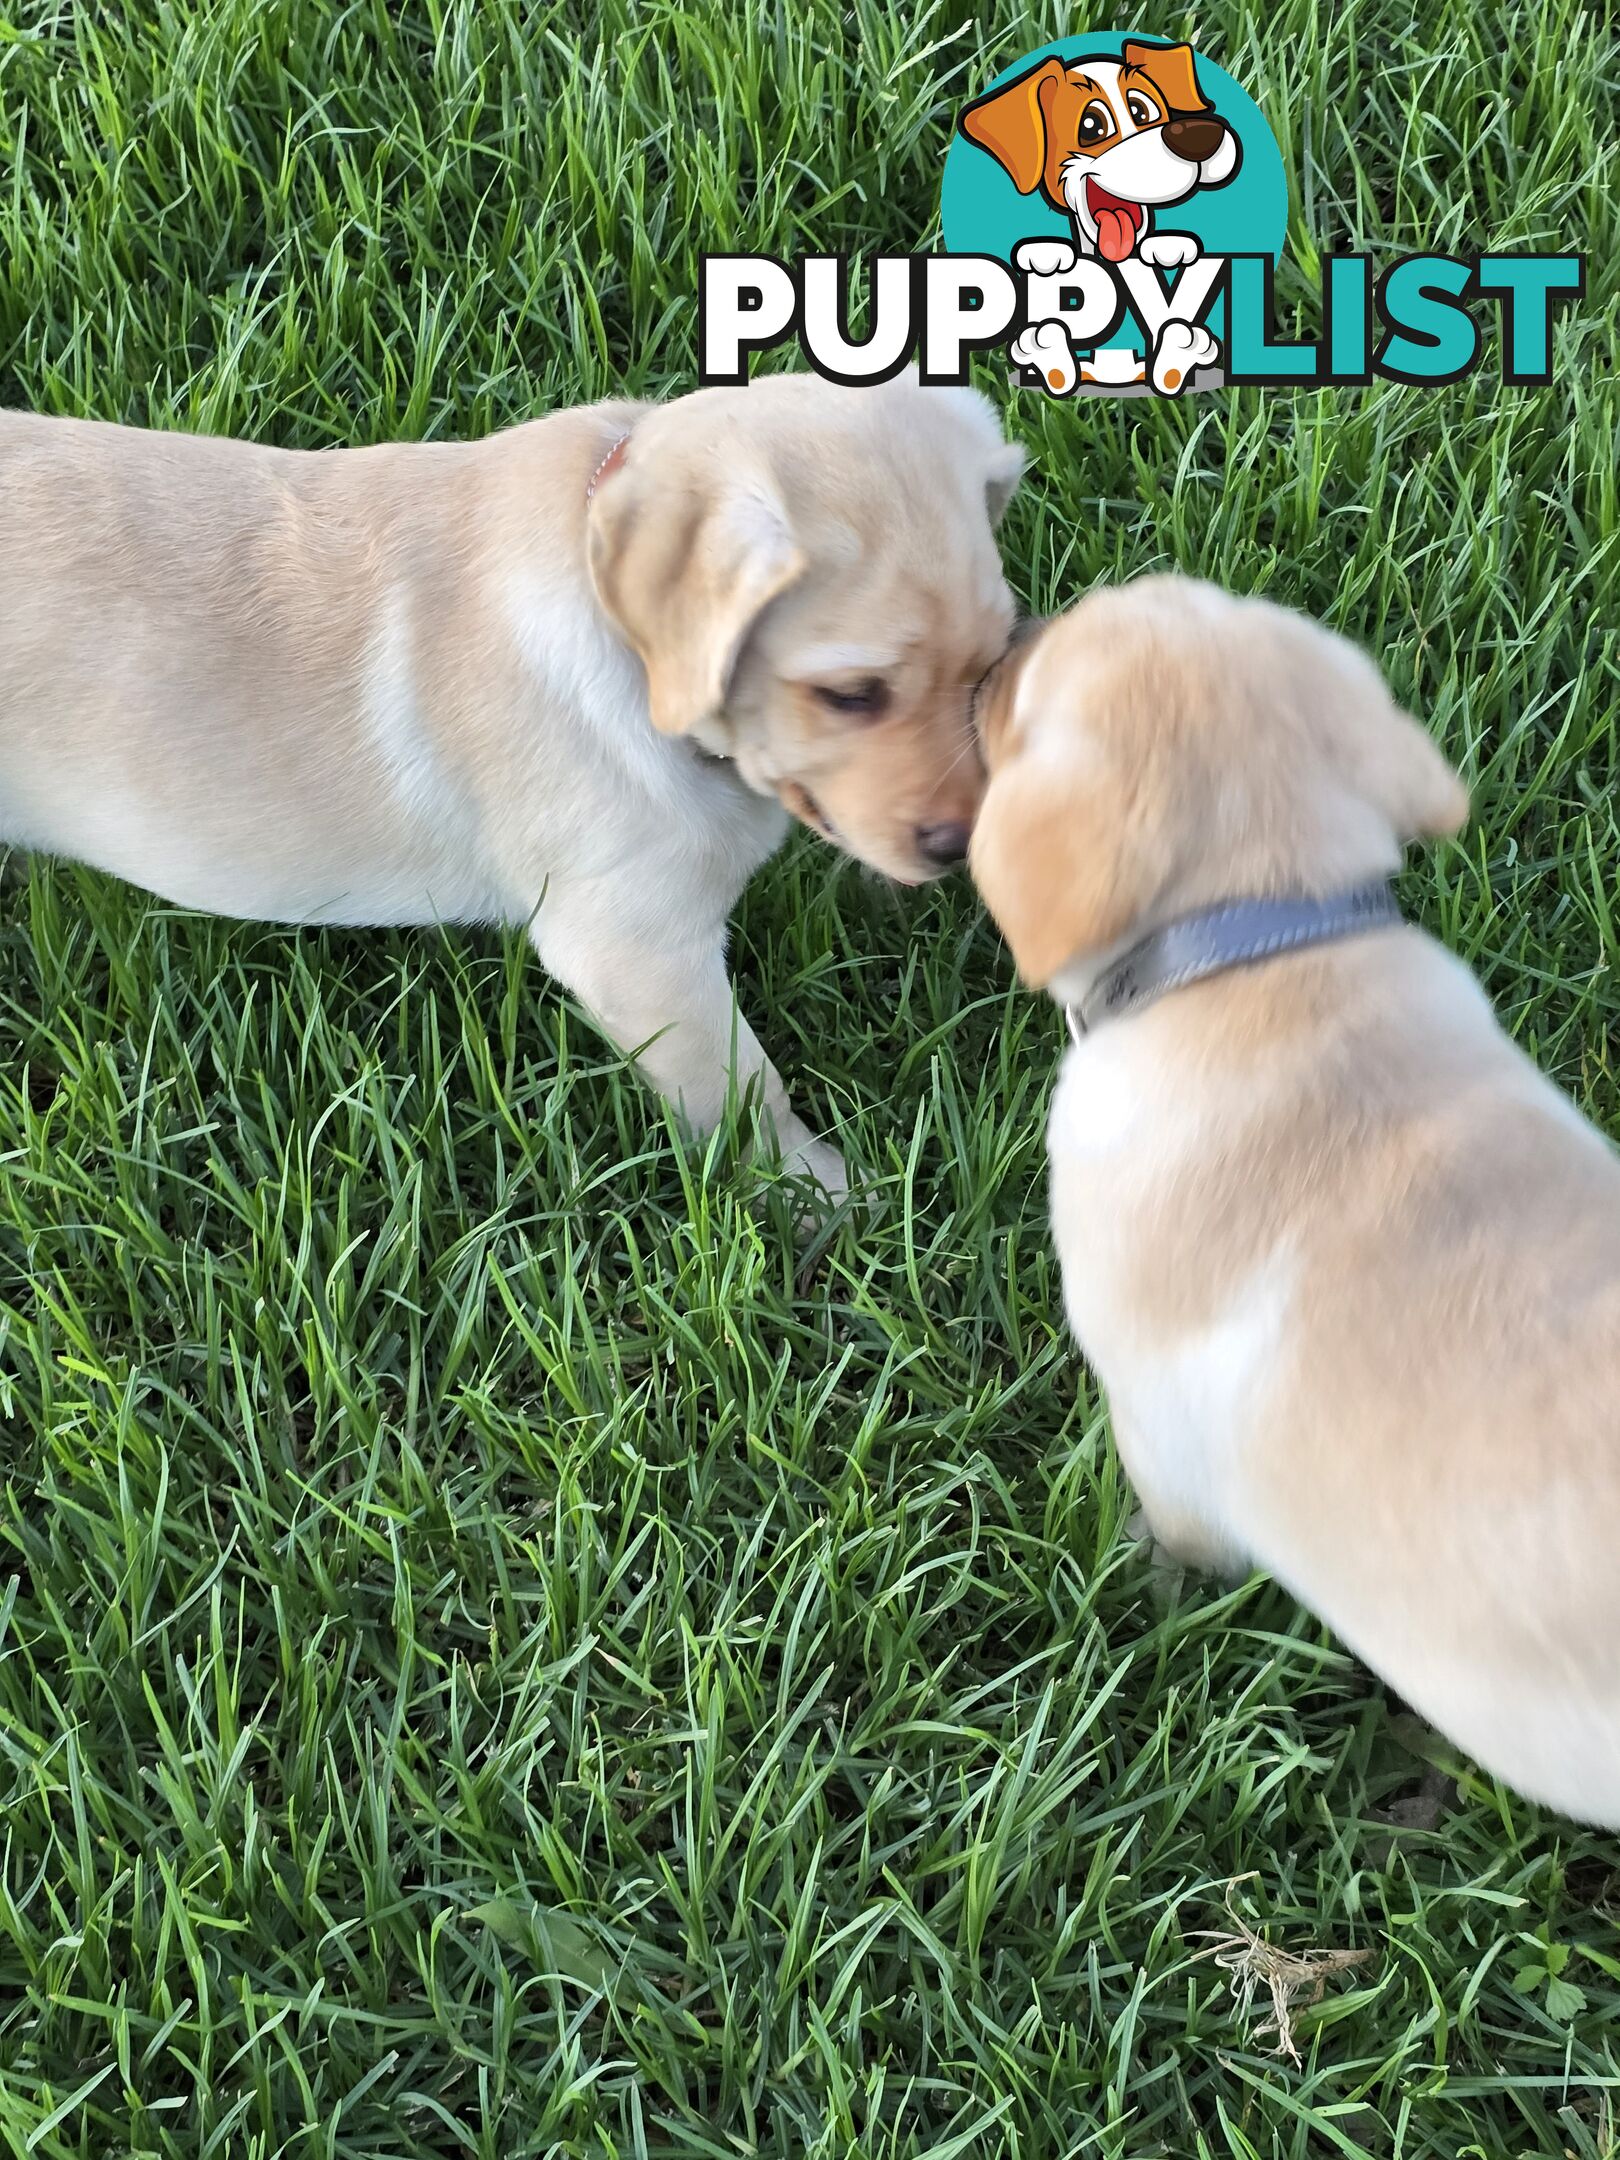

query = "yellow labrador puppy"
(0, 373), (1023, 1197)
(972, 575), (1620, 1827)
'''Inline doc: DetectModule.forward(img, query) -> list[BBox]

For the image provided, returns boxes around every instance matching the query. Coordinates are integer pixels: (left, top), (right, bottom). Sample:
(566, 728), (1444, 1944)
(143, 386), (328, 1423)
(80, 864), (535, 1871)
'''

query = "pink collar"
(585, 430), (632, 502)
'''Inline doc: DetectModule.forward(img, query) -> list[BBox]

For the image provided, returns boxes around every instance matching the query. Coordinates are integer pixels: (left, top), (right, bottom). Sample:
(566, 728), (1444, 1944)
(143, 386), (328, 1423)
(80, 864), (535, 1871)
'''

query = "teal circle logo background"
(940, 34), (1289, 265)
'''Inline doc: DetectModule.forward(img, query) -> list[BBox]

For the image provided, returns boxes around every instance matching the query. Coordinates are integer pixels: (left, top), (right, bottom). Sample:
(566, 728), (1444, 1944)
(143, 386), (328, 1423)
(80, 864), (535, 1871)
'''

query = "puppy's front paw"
(1014, 237), (1079, 276)
(780, 1132), (849, 1205)
(1009, 320), (1078, 396)
(1137, 231), (1201, 271)
(1151, 319), (1219, 395)
(759, 1105), (848, 1195)
(1124, 1507), (1194, 1611)
(1127, 1502), (1243, 1584)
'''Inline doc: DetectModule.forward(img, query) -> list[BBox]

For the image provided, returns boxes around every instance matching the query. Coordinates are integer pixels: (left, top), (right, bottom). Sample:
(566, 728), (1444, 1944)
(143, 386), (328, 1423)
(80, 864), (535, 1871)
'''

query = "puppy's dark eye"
(1126, 91), (1159, 126)
(812, 679), (890, 719)
(1077, 100), (1112, 143)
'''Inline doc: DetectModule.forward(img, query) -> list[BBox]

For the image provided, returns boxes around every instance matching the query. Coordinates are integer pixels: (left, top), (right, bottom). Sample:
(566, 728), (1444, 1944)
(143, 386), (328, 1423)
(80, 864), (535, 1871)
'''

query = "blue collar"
(1065, 879), (1403, 1042)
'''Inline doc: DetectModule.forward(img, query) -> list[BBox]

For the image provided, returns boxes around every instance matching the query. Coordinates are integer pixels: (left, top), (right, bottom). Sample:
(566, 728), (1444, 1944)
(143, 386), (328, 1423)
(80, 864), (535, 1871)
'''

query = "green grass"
(2, 0), (1618, 2152)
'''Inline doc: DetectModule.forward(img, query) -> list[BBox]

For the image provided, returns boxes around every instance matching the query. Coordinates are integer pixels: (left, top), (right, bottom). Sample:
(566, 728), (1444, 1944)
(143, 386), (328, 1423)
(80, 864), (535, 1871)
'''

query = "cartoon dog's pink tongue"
(1086, 179), (1143, 263)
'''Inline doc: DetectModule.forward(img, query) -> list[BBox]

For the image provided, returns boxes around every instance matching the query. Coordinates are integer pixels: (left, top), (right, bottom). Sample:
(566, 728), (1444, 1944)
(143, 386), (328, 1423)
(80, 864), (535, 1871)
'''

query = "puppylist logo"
(699, 35), (1582, 397)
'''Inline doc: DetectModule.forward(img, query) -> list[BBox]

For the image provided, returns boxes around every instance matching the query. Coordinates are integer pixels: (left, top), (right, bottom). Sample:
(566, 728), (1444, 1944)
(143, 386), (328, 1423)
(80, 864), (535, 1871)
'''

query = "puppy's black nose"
(916, 820), (972, 867)
(1162, 113), (1226, 163)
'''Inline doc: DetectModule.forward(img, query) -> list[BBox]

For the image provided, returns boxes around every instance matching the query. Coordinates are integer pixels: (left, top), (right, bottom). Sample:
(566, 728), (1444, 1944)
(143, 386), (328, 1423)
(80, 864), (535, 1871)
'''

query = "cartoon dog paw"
(1150, 319), (1219, 394)
(1137, 231), (1201, 271)
(1014, 238), (1079, 277)
(1010, 320), (1078, 396)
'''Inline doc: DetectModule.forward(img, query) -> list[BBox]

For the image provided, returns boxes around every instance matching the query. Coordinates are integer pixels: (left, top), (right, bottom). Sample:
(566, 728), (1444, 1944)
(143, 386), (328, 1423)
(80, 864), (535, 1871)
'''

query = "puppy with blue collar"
(972, 576), (1620, 1828)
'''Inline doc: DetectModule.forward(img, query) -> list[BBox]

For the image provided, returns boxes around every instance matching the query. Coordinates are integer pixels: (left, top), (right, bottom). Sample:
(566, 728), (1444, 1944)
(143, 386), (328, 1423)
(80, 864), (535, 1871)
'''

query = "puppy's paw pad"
(1014, 238), (1079, 277)
(1151, 319), (1219, 394)
(1009, 320), (1078, 395)
(1138, 231), (1201, 270)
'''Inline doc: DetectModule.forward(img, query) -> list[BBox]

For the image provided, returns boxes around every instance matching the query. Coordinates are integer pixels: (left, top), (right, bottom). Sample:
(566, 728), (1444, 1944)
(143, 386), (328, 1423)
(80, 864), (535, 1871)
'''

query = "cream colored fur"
(972, 575), (1620, 1826)
(0, 374), (1022, 1196)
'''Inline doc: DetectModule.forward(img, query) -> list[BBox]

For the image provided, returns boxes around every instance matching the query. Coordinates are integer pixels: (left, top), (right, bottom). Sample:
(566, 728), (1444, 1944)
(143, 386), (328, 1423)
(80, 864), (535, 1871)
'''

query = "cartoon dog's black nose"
(1162, 114), (1226, 163)
(916, 820), (972, 867)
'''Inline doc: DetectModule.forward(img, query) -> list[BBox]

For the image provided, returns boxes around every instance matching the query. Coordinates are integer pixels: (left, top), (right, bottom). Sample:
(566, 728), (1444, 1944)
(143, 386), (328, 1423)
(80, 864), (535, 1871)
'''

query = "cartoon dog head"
(960, 41), (1240, 262)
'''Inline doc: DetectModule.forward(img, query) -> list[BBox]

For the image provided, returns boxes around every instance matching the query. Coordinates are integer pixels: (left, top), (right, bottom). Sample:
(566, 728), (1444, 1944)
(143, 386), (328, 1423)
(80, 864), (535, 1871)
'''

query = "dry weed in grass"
(1194, 1874), (1377, 2066)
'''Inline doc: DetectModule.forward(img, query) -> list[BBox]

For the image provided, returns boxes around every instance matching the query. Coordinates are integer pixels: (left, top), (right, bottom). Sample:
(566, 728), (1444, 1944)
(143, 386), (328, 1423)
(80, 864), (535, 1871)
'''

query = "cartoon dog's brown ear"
(1122, 39), (1211, 115)
(959, 59), (1066, 195)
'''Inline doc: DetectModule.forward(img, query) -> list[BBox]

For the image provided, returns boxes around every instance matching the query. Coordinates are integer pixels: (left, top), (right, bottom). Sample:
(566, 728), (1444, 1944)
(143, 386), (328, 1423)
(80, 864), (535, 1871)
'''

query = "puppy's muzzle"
(916, 820), (973, 867)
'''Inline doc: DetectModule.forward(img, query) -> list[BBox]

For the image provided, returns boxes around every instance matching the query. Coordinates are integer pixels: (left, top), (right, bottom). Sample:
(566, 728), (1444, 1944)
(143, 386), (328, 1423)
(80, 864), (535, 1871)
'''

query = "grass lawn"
(2, 0), (1618, 2153)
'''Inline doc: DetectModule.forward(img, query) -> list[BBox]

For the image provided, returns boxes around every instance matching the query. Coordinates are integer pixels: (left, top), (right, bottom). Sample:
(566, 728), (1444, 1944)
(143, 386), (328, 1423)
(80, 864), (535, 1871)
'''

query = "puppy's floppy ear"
(974, 616), (1047, 764)
(1122, 39), (1211, 115)
(1297, 621), (1470, 844)
(930, 385), (1028, 524)
(1348, 699), (1470, 843)
(959, 58), (1065, 195)
(587, 456), (806, 736)
(970, 735), (1163, 989)
(985, 441), (1026, 526)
